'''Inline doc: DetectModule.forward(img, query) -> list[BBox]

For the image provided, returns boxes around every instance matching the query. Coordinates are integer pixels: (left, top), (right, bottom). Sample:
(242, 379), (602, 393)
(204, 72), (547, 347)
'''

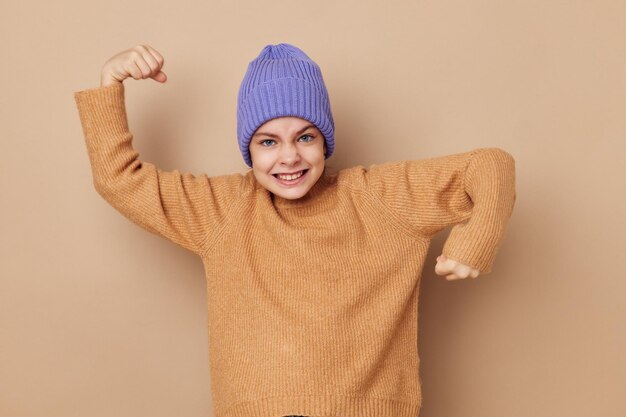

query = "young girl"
(74, 43), (516, 417)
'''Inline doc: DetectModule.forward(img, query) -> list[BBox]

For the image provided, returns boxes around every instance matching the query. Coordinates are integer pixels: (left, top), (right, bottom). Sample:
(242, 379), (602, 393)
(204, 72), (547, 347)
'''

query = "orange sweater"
(74, 83), (516, 417)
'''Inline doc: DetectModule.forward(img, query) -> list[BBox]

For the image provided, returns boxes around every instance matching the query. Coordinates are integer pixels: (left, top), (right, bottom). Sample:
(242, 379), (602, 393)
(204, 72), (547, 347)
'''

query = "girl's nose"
(279, 143), (300, 164)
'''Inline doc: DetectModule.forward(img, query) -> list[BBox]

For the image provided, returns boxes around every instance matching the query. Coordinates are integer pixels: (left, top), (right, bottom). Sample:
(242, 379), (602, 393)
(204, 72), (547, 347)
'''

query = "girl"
(74, 43), (516, 417)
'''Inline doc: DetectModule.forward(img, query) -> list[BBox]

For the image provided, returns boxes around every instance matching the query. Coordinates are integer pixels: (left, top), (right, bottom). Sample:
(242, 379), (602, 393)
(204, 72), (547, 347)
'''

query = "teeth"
(277, 170), (304, 181)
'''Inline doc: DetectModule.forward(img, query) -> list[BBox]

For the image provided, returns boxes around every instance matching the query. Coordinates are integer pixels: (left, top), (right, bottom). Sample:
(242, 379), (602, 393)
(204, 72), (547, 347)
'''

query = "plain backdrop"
(1, 0), (625, 416)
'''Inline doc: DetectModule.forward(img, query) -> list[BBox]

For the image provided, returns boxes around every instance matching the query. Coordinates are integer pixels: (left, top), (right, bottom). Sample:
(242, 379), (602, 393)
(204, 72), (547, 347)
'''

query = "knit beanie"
(236, 43), (335, 167)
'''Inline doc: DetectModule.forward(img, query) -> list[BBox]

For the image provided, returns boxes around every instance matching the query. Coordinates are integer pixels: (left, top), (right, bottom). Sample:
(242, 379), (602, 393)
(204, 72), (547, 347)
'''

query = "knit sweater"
(74, 83), (516, 417)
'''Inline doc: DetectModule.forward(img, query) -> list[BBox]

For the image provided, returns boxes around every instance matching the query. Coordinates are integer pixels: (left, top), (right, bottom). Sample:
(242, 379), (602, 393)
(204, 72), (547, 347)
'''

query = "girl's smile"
(273, 169), (308, 185)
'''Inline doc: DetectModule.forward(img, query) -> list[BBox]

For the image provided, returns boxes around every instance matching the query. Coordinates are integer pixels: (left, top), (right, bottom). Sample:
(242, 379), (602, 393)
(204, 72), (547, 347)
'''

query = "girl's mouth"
(273, 169), (308, 185)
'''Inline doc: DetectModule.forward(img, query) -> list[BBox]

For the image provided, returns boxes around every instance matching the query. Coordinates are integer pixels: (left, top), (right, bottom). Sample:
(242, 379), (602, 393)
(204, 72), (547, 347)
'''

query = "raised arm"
(74, 46), (246, 255)
(360, 147), (517, 274)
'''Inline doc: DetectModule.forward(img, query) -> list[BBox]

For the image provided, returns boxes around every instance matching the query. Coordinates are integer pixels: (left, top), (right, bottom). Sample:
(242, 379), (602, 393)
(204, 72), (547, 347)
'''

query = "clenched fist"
(435, 254), (481, 281)
(100, 44), (167, 87)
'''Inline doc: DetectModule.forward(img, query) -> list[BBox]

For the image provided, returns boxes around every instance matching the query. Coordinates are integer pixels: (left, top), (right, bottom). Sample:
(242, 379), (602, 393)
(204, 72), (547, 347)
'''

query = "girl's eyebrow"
(253, 124), (316, 139)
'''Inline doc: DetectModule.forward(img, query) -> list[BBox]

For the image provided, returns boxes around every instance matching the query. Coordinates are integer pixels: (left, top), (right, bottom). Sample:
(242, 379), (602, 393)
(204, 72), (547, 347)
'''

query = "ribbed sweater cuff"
(73, 83), (128, 138)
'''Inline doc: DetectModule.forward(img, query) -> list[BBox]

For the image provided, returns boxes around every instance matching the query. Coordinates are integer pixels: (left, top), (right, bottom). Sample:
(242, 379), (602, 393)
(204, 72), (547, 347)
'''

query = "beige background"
(1, 0), (624, 416)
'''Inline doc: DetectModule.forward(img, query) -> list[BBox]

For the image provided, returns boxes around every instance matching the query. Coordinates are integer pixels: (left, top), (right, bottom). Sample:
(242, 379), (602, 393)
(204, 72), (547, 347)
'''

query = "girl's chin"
(272, 186), (310, 200)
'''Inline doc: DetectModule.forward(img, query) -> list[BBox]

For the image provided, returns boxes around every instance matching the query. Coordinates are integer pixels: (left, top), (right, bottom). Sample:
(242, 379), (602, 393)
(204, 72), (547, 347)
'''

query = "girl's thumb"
(152, 71), (167, 83)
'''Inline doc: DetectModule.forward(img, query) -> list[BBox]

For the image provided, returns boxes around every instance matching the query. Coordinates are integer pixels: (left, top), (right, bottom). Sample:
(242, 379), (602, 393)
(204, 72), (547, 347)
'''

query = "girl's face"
(249, 116), (327, 200)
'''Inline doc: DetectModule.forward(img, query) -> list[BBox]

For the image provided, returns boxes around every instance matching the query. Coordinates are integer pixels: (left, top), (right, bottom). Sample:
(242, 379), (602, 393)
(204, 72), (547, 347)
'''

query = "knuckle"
(457, 265), (471, 277)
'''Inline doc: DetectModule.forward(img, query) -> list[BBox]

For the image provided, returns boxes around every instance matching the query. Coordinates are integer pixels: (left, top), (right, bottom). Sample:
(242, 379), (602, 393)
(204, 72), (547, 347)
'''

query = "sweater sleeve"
(73, 83), (246, 256)
(361, 147), (517, 274)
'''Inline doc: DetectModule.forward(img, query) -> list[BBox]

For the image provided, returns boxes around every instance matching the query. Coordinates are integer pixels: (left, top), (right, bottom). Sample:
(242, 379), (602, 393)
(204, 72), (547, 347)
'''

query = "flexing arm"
(440, 148), (517, 274)
(74, 45), (245, 255)
(361, 147), (517, 277)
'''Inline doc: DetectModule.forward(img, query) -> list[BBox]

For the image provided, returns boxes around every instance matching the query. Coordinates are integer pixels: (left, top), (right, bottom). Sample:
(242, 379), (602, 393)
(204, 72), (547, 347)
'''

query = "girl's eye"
(259, 135), (313, 146)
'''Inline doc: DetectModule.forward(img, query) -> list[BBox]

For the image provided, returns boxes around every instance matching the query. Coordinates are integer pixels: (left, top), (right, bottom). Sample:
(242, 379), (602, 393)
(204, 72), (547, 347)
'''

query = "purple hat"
(236, 43), (335, 167)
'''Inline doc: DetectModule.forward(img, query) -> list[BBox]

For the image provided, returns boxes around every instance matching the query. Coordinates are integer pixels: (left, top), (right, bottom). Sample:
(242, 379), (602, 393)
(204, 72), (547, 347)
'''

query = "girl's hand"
(100, 44), (167, 87)
(435, 254), (481, 281)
